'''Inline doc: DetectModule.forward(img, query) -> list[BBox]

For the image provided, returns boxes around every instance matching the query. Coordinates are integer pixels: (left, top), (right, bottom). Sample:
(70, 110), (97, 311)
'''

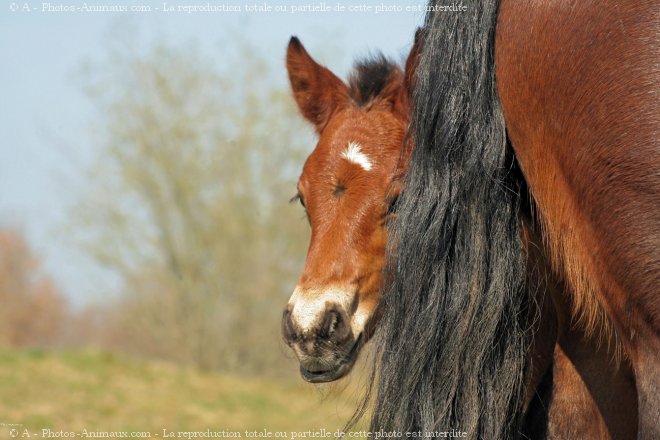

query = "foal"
(281, 36), (637, 439)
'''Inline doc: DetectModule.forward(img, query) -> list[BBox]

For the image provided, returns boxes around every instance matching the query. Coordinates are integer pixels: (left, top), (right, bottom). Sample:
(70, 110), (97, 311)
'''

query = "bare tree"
(74, 39), (312, 372)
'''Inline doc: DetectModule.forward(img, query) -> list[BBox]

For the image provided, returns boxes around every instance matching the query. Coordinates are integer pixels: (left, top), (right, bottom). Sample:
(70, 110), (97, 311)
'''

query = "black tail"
(371, 1), (531, 438)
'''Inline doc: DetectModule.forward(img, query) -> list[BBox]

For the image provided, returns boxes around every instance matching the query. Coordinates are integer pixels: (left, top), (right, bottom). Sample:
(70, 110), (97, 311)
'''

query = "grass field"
(0, 349), (369, 438)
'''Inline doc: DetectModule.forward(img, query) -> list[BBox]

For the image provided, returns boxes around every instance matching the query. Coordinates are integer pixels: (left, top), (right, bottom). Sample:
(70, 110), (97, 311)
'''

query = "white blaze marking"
(351, 303), (371, 335)
(341, 142), (372, 171)
(288, 285), (368, 337)
(289, 287), (352, 330)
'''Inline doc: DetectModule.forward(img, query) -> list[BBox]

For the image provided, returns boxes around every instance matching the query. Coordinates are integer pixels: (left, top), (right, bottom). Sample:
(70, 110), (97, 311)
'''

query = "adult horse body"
(282, 1), (658, 439)
(373, 0), (658, 439)
(496, 1), (659, 435)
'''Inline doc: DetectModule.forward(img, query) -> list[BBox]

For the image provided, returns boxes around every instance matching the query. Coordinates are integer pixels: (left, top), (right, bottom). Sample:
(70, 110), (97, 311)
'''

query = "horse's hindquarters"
(496, 0), (659, 438)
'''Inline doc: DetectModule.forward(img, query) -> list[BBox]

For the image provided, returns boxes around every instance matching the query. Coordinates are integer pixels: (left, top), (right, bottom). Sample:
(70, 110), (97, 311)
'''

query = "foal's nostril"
(281, 308), (297, 344)
(320, 310), (339, 338)
(319, 308), (349, 342)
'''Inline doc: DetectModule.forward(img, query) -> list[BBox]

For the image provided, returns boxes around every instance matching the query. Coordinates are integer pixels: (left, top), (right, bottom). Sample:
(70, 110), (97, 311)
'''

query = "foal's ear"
(287, 37), (348, 133)
(404, 28), (424, 98)
(394, 28), (424, 118)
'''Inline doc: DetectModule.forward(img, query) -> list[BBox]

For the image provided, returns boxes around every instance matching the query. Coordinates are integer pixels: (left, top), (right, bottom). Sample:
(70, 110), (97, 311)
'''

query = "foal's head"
(282, 36), (419, 382)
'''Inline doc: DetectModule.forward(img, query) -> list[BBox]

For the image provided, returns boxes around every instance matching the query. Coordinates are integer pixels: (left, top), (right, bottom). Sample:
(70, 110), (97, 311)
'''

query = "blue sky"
(0, 1), (424, 304)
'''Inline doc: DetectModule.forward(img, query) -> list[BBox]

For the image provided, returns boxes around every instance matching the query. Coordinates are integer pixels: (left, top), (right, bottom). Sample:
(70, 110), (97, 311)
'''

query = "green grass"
(0, 349), (369, 437)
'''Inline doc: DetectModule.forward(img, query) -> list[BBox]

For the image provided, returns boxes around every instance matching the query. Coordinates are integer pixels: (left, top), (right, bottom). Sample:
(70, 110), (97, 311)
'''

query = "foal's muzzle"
(282, 296), (363, 382)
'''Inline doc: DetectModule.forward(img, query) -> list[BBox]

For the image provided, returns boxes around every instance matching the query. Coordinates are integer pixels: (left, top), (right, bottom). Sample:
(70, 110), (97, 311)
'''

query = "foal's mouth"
(299, 333), (364, 383)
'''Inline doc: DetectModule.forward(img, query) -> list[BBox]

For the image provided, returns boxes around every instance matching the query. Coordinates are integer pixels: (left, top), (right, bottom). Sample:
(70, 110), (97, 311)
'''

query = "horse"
(281, 33), (637, 439)
(281, 0), (657, 437)
(372, 1), (658, 439)
(281, 37), (415, 383)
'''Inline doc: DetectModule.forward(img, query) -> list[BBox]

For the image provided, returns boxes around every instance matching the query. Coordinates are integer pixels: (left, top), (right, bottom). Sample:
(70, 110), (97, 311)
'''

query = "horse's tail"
(371, 1), (531, 438)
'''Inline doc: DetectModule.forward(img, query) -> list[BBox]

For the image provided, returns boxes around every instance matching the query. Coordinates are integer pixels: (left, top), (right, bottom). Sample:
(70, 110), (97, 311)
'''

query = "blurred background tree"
(0, 7), (419, 431)
(0, 230), (68, 347)
(72, 39), (312, 374)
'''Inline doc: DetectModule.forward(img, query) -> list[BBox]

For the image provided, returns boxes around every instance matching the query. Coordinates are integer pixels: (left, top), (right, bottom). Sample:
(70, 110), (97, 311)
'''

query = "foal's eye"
(386, 193), (399, 216)
(290, 193), (306, 209)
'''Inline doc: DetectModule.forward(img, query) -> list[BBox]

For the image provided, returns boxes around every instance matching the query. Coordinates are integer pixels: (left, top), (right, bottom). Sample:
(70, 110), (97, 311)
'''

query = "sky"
(0, 1), (424, 305)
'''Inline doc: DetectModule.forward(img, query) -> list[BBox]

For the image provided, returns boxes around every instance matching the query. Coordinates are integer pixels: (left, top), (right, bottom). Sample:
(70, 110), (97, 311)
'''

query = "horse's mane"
(347, 54), (402, 107)
(369, 1), (532, 438)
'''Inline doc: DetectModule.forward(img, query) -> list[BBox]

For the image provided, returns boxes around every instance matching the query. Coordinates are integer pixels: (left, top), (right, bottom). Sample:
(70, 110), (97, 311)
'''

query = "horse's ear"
(287, 37), (348, 133)
(394, 28), (424, 118)
(405, 28), (424, 98)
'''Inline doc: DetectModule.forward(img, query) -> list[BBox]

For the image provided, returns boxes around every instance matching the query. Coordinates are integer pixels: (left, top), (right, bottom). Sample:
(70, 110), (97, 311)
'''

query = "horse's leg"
(523, 313), (638, 440)
(630, 333), (660, 436)
(496, 1), (659, 437)
(522, 220), (637, 439)
(548, 346), (612, 439)
(520, 219), (557, 440)
(520, 219), (558, 412)
(540, 223), (638, 439)
(550, 300), (638, 439)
